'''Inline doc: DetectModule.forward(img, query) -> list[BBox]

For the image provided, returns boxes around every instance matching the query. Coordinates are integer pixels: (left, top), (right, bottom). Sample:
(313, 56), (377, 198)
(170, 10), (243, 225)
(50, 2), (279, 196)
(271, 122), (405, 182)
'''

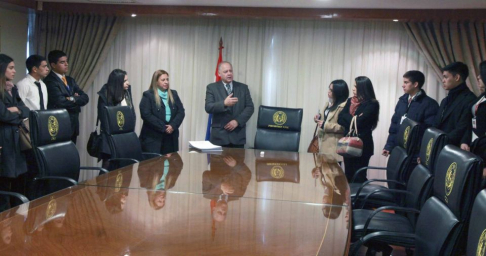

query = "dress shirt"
(16, 74), (48, 110)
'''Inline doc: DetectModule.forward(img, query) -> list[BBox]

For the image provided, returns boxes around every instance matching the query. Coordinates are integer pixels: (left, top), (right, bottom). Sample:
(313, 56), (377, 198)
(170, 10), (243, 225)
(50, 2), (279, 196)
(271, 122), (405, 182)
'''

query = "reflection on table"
(0, 149), (351, 255)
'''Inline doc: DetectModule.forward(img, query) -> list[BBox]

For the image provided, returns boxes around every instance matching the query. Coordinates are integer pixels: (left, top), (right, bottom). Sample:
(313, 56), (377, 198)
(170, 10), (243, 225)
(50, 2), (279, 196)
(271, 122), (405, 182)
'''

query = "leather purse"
(19, 118), (32, 151)
(336, 116), (363, 157)
(87, 117), (102, 158)
(307, 124), (319, 153)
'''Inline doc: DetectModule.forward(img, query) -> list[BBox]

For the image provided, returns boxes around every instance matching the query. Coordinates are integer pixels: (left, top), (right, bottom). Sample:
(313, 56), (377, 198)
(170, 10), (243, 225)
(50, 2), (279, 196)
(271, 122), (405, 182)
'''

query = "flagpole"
(205, 38), (224, 141)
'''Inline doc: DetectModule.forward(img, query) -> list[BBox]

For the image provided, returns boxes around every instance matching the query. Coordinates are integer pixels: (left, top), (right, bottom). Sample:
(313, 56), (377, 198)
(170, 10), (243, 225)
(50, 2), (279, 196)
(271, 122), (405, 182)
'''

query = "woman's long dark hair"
(328, 79), (349, 111)
(355, 76), (377, 102)
(0, 54), (14, 99)
(106, 69), (127, 105)
(355, 76), (379, 130)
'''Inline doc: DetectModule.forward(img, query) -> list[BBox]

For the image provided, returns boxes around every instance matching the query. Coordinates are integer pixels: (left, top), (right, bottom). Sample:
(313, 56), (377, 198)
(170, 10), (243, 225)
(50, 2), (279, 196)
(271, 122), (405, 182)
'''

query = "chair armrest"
(350, 231), (416, 256)
(351, 166), (387, 183)
(353, 179), (406, 204)
(33, 176), (77, 185)
(359, 189), (412, 209)
(80, 166), (109, 174)
(363, 206), (420, 235)
(142, 152), (162, 160)
(108, 158), (139, 163)
(0, 191), (29, 204)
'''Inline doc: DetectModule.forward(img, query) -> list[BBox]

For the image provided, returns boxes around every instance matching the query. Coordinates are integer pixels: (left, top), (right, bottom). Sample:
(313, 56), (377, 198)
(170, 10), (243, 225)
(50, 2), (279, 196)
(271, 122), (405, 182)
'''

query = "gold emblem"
(116, 111), (125, 130)
(270, 166), (285, 179)
(445, 162), (457, 203)
(477, 229), (486, 256)
(273, 111), (287, 126)
(48, 116), (59, 140)
(46, 197), (57, 219)
(403, 126), (410, 149)
(425, 138), (434, 166)
(114, 171), (123, 193)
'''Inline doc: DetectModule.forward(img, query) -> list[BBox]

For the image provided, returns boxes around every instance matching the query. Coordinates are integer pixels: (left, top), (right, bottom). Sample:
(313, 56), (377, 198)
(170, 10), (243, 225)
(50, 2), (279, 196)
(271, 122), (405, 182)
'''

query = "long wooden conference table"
(0, 148), (351, 255)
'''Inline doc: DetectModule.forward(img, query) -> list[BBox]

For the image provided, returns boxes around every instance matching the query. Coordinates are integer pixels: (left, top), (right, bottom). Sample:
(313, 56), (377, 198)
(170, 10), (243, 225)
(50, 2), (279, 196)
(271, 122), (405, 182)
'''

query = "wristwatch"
(69, 96), (74, 101)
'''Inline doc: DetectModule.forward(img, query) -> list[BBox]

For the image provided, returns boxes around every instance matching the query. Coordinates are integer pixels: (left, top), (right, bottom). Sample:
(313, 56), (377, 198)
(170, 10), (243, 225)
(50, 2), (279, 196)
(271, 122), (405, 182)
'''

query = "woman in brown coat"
(314, 80), (349, 163)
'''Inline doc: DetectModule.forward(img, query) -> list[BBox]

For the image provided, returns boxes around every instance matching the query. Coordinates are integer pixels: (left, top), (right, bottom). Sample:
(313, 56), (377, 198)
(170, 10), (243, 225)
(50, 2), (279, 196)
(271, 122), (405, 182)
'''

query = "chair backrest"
(385, 146), (409, 189)
(102, 106), (143, 161)
(404, 164), (434, 226)
(433, 145), (483, 221)
(414, 196), (461, 256)
(30, 109), (80, 191)
(255, 150), (300, 183)
(467, 189), (486, 256)
(254, 105), (303, 152)
(397, 118), (421, 155)
(419, 128), (448, 172)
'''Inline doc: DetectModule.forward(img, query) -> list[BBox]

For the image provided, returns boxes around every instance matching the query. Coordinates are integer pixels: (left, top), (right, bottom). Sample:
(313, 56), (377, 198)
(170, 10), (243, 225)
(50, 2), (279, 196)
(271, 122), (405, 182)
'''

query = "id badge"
(400, 115), (407, 124)
(472, 118), (477, 129)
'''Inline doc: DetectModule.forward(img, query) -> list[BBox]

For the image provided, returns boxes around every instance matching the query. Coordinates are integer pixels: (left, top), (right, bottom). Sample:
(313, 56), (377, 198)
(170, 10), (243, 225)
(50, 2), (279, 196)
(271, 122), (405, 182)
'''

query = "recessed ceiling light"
(393, 19), (399, 22)
(320, 14), (333, 19)
(131, 14), (137, 17)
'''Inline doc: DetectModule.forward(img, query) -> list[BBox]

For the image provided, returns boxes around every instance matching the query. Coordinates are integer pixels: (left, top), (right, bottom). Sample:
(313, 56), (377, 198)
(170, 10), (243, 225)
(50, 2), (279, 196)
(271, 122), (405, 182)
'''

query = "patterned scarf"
(349, 96), (361, 116)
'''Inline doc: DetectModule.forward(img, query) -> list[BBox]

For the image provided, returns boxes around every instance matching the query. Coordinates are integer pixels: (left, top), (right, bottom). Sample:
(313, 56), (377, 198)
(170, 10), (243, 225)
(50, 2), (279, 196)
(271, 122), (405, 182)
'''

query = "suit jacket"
(0, 86), (30, 178)
(434, 83), (476, 146)
(384, 90), (439, 151)
(44, 72), (89, 137)
(317, 101), (346, 161)
(338, 98), (380, 157)
(205, 80), (254, 146)
(139, 89), (185, 154)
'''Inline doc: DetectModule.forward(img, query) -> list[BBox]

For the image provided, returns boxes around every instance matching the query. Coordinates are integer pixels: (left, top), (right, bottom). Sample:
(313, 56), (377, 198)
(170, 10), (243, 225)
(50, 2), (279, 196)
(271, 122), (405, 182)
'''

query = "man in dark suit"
(434, 62), (477, 150)
(44, 50), (89, 144)
(205, 61), (254, 148)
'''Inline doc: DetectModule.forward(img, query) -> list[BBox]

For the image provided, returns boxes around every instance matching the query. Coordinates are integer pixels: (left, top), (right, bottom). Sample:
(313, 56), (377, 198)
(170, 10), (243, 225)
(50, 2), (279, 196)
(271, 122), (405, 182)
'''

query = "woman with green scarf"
(139, 70), (185, 155)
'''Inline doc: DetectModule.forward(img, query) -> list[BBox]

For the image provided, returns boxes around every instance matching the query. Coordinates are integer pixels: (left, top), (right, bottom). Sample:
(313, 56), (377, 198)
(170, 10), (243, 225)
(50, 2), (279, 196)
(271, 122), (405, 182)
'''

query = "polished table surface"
(0, 149), (351, 256)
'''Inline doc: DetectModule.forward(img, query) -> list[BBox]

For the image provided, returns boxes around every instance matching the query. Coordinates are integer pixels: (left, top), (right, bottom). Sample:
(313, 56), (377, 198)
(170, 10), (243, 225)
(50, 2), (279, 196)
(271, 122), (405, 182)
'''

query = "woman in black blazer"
(338, 76), (380, 183)
(472, 61), (486, 182)
(0, 54), (30, 210)
(139, 70), (185, 155)
(97, 69), (135, 168)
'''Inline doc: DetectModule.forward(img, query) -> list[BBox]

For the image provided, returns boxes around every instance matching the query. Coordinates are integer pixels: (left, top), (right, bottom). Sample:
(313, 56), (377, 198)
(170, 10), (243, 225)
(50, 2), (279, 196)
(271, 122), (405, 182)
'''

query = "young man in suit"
(382, 70), (439, 156)
(44, 50), (89, 144)
(434, 62), (477, 150)
(205, 61), (254, 148)
(17, 55), (50, 111)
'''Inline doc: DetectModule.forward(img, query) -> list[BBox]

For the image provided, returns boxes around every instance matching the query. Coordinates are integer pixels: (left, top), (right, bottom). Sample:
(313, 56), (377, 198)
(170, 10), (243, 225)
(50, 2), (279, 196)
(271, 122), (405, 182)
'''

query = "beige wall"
(0, 5), (28, 84)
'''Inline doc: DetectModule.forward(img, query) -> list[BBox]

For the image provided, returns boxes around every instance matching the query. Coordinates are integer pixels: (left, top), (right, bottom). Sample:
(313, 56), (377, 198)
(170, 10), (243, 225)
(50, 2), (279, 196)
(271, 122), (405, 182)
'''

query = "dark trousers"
(343, 155), (371, 183)
(71, 134), (77, 144)
(0, 174), (27, 212)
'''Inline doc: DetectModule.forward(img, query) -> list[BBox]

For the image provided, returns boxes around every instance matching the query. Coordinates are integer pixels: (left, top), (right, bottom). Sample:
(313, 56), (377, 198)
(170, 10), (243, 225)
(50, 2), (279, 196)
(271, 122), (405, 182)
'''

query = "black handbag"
(87, 117), (102, 158)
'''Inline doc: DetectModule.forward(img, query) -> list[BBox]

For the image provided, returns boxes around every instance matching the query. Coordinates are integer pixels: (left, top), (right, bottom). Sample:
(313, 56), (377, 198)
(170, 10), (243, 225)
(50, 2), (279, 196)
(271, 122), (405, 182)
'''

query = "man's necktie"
(62, 76), (70, 91)
(225, 83), (232, 95)
(34, 81), (45, 110)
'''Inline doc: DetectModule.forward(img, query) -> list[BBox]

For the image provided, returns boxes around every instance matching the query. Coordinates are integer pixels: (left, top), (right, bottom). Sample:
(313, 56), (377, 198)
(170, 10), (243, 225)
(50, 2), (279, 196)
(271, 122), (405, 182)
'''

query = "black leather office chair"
(102, 106), (161, 169)
(350, 119), (420, 209)
(419, 128), (448, 174)
(30, 109), (107, 198)
(351, 164), (433, 242)
(254, 105), (303, 152)
(255, 150), (300, 183)
(466, 189), (486, 256)
(351, 145), (483, 256)
(350, 196), (461, 256)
